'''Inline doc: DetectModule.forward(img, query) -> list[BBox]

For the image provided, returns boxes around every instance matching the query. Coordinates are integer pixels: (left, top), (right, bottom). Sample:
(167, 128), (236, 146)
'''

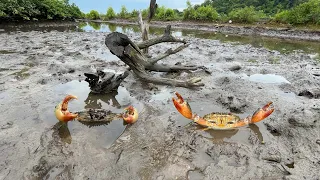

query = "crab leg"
(55, 95), (78, 122)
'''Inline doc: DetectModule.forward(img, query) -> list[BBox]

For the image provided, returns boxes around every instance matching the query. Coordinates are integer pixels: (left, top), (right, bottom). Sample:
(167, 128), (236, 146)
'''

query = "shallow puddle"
(150, 88), (173, 102)
(247, 74), (290, 84)
(51, 80), (143, 148)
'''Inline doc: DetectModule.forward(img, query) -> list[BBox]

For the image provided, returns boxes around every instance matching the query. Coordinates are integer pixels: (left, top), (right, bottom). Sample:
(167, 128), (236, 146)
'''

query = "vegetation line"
(1, 0), (319, 26)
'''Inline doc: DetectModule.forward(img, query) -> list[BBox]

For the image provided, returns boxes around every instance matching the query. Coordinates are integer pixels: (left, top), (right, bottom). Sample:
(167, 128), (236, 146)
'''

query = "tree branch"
(148, 0), (157, 22)
(146, 63), (198, 72)
(137, 25), (186, 49)
(150, 43), (190, 64)
(135, 71), (204, 88)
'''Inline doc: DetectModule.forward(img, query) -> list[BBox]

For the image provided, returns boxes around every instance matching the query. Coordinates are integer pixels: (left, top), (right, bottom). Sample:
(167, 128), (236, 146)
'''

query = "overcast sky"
(70, 0), (205, 13)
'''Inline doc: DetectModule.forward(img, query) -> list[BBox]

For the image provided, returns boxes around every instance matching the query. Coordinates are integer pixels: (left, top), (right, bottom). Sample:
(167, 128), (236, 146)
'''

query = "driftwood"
(105, 25), (204, 88)
(84, 70), (129, 93)
(138, 0), (157, 54)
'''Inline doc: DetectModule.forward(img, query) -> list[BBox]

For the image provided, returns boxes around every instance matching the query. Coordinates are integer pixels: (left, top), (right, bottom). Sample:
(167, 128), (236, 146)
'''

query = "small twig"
(150, 43), (190, 64)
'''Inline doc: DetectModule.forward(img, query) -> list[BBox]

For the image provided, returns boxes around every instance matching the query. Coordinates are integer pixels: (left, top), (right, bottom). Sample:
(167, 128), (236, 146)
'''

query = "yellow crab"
(55, 95), (138, 124)
(172, 92), (274, 130)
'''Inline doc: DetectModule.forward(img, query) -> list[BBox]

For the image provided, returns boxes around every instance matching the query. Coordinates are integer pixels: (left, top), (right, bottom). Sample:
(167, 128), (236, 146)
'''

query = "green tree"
(86, 10), (100, 19)
(0, 0), (84, 21)
(228, 6), (265, 23)
(130, 9), (139, 18)
(155, 6), (177, 21)
(183, 0), (196, 20)
(194, 5), (219, 21)
(106, 7), (116, 19)
(119, 5), (129, 18)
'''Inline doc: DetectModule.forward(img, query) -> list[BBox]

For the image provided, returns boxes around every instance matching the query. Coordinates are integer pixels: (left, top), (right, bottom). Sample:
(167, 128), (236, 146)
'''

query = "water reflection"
(247, 74), (291, 84)
(2, 21), (318, 55)
(84, 91), (121, 109)
(88, 21), (101, 30)
(79, 21), (319, 55)
(53, 121), (72, 144)
(191, 123), (264, 144)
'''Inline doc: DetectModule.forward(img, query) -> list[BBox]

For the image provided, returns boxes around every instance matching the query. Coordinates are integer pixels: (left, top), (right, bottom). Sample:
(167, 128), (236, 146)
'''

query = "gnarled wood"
(105, 29), (204, 88)
(84, 70), (130, 94)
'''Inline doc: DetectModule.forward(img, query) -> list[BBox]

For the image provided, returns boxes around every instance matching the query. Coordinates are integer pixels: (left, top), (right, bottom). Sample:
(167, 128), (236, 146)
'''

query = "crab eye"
(227, 122), (234, 124)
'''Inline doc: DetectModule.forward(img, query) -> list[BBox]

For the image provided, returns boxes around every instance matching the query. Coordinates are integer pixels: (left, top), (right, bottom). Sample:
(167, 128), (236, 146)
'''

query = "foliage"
(202, 0), (309, 15)
(155, 6), (177, 21)
(274, 10), (290, 23)
(106, 7), (116, 20)
(228, 6), (266, 23)
(130, 9), (139, 18)
(86, 10), (100, 20)
(141, 8), (149, 19)
(274, 0), (320, 24)
(183, 1), (218, 21)
(193, 5), (219, 21)
(118, 5), (129, 18)
(0, 0), (84, 21)
(183, 0), (196, 20)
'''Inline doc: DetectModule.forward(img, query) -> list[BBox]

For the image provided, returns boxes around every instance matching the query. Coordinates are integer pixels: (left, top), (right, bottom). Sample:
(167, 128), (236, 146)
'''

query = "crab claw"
(122, 106), (138, 124)
(55, 95), (78, 122)
(250, 102), (274, 123)
(172, 92), (193, 119)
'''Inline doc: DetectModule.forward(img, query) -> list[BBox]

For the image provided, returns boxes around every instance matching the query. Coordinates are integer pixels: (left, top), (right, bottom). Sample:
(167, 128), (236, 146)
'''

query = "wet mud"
(0, 23), (319, 180)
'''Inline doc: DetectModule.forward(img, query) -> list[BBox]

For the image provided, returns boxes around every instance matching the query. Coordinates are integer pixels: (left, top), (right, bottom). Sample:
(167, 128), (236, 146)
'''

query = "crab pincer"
(172, 92), (193, 119)
(55, 95), (78, 122)
(250, 102), (274, 123)
(121, 105), (139, 124)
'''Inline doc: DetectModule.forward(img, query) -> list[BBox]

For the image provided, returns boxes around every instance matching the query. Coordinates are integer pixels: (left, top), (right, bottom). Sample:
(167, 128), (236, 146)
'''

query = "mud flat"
(0, 24), (319, 179)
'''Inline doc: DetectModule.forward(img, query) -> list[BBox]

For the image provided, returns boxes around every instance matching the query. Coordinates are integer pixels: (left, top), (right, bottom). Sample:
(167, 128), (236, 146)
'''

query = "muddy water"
(0, 21), (319, 179)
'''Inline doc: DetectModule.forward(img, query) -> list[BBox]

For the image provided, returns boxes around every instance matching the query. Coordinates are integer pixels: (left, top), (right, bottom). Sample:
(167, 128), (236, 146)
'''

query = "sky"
(70, 0), (205, 14)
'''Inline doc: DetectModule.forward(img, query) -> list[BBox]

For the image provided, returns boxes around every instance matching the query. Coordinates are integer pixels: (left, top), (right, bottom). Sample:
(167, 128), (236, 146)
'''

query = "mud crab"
(172, 92), (274, 130)
(55, 95), (138, 125)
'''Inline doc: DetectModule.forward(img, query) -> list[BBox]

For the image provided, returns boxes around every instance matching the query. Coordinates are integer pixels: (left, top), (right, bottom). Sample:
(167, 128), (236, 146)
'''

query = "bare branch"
(137, 25), (186, 49)
(146, 63), (198, 72)
(148, 0), (157, 22)
(136, 71), (204, 88)
(150, 43), (190, 64)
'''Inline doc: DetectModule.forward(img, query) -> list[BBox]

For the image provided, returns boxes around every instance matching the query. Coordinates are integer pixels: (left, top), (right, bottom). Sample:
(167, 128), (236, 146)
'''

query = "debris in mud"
(1, 121), (13, 129)
(316, 139), (320, 145)
(84, 69), (129, 94)
(287, 108), (317, 127)
(265, 122), (281, 136)
(298, 88), (320, 99)
(229, 64), (242, 71)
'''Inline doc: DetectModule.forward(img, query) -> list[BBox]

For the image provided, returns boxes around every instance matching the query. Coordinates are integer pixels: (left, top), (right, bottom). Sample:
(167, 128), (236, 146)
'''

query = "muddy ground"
(0, 24), (319, 180)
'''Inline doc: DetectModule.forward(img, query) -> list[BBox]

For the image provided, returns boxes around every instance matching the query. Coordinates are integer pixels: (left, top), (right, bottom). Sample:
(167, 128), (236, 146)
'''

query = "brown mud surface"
(87, 19), (320, 42)
(0, 23), (319, 179)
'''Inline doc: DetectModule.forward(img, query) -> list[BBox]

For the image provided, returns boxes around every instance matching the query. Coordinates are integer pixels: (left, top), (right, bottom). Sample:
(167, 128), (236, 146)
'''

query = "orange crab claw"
(172, 92), (193, 119)
(55, 95), (78, 122)
(122, 106), (138, 124)
(250, 102), (274, 123)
